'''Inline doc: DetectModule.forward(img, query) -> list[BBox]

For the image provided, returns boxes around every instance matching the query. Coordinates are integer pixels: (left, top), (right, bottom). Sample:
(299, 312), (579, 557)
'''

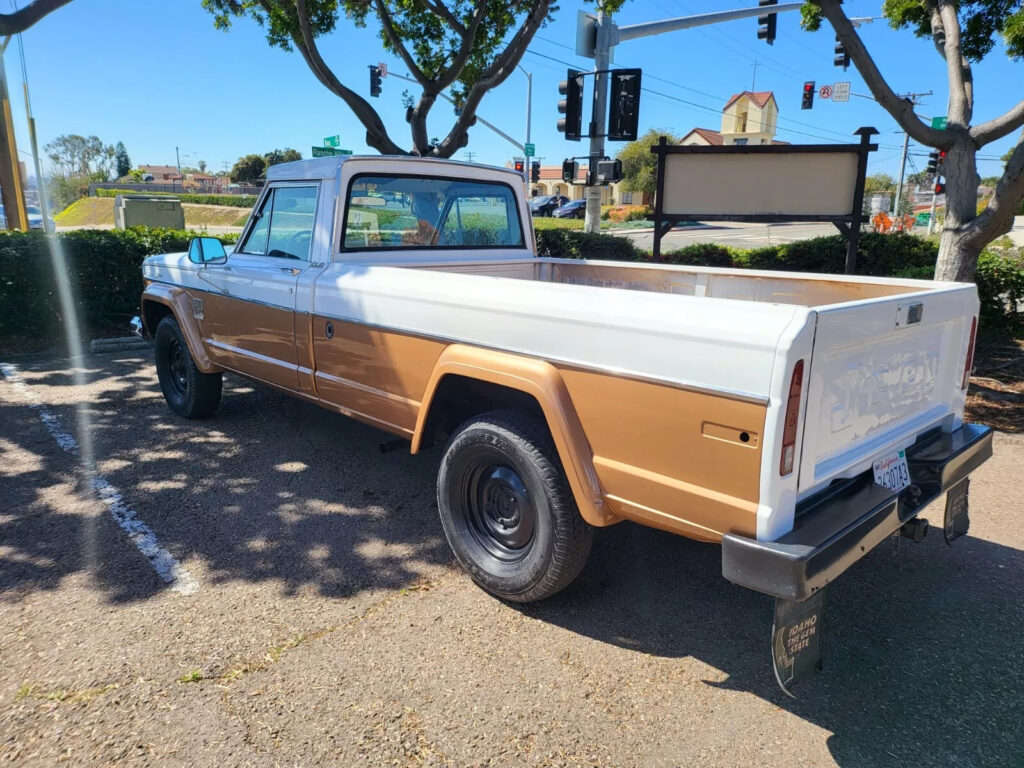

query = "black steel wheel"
(437, 410), (593, 602)
(154, 315), (222, 419)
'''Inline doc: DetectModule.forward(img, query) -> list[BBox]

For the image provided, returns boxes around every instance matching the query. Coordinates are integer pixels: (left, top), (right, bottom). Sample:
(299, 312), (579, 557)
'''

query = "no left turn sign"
(819, 85), (833, 100)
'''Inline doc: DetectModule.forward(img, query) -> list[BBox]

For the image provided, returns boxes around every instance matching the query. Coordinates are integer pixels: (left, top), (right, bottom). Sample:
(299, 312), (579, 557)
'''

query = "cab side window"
(238, 185), (319, 260)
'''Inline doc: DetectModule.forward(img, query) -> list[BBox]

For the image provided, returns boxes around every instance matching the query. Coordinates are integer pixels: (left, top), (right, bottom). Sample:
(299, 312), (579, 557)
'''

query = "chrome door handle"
(278, 267), (302, 275)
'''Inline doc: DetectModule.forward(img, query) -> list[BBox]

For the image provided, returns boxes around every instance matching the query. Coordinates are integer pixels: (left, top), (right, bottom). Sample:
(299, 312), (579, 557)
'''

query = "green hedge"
(535, 229), (641, 261)
(95, 188), (257, 208)
(0, 228), (237, 352)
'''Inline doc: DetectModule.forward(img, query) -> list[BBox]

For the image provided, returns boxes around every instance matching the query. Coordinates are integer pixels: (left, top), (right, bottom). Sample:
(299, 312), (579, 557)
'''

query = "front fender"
(141, 283), (221, 374)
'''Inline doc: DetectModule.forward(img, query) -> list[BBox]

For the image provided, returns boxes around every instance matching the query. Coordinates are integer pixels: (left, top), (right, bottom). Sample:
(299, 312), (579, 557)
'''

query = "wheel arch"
(141, 284), (220, 374)
(413, 344), (618, 527)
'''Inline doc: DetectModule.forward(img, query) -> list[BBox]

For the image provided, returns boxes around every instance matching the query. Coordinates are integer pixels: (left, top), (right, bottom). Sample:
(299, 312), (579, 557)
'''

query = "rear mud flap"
(944, 478), (970, 545)
(772, 589), (825, 697)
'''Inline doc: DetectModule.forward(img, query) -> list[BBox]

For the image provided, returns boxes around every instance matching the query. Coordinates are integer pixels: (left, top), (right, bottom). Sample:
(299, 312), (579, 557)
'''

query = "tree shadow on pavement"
(519, 520), (1024, 767)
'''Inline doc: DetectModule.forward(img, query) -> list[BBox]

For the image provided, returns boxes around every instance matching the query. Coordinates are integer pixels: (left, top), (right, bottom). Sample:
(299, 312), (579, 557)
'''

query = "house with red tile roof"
(681, 91), (787, 146)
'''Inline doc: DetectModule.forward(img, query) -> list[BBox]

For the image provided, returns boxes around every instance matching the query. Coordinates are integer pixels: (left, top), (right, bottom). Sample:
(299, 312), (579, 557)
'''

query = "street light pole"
(519, 65), (532, 149)
(583, 11), (611, 234)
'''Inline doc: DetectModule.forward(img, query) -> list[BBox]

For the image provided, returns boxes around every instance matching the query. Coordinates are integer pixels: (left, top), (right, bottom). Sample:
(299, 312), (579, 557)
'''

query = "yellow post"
(0, 37), (27, 231)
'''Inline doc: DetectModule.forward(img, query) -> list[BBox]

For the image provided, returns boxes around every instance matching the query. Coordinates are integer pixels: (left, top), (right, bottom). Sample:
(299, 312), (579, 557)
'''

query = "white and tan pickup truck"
(136, 155), (991, 685)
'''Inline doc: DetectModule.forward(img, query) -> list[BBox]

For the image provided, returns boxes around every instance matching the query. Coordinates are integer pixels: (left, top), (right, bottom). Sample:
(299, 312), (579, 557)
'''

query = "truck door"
(197, 183), (320, 390)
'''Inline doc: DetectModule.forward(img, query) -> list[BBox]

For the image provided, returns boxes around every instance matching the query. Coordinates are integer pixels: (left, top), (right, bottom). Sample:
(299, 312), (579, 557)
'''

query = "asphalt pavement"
(1, 352), (1022, 767)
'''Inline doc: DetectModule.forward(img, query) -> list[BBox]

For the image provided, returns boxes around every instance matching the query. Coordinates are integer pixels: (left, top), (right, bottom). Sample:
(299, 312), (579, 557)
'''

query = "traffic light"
(513, 159), (525, 176)
(557, 70), (585, 141)
(757, 0), (778, 46)
(934, 182), (945, 195)
(369, 65), (382, 98)
(562, 159), (578, 183)
(530, 161), (540, 183)
(801, 81), (815, 110)
(834, 36), (849, 69)
(938, 149), (946, 173)
(608, 68), (642, 142)
(926, 151), (940, 174)
(594, 158), (623, 185)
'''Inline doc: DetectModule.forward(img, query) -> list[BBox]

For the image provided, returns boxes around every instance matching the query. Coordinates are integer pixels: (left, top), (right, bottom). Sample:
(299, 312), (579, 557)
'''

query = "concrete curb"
(89, 336), (151, 354)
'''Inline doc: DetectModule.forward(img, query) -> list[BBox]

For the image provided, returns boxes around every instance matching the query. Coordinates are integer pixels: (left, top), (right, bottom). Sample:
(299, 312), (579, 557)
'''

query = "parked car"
(552, 199), (586, 219)
(0, 204), (55, 230)
(529, 194), (569, 217)
(136, 155), (991, 686)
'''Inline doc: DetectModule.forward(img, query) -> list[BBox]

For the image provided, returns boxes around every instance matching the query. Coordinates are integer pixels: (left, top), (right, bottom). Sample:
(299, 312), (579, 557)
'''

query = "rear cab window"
(341, 175), (524, 251)
(238, 184), (319, 260)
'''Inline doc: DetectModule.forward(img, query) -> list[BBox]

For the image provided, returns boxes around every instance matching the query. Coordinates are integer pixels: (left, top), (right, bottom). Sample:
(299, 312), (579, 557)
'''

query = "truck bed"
(415, 257), (932, 308)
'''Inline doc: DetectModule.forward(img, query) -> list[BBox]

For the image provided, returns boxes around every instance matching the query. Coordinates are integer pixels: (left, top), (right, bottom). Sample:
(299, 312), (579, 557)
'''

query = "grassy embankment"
(54, 197), (248, 229)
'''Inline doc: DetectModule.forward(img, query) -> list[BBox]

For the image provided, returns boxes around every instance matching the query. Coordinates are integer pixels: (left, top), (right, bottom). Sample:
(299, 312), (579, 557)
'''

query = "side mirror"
(188, 236), (227, 265)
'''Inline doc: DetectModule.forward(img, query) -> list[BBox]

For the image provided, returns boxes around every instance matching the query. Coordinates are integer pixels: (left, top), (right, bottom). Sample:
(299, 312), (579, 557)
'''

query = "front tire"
(154, 316), (222, 419)
(437, 410), (593, 602)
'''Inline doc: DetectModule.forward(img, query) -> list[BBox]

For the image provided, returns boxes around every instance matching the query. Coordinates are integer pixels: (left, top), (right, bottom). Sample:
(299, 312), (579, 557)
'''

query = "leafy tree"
(907, 170), (931, 188)
(203, 0), (623, 157)
(617, 129), (681, 199)
(114, 141), (131, 179)
(45, 134), (116, 179)
(264, 148), (302, 166)
(864, 173), (896, 195)
(803, 1), (1024, 282)
(230, 154), (267, 183)
(198, 160), (208, 172)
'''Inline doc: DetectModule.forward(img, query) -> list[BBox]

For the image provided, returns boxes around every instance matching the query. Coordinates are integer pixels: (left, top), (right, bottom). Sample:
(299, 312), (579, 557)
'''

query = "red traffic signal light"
(934, 182), (945, 194)
(514, 160), (525, 175)
(801, 81), (815, 110)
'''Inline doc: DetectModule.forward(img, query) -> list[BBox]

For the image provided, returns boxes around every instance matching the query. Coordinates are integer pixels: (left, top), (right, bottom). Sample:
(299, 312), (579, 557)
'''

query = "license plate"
(873, 449), (911, 493)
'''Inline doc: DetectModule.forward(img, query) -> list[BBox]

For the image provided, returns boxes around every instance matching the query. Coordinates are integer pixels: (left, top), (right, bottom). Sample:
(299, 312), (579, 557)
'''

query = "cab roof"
(265, 154), (524, 182)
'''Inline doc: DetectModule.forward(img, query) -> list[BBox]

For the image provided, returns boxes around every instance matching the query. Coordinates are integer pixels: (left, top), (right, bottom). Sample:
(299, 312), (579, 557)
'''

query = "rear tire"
(437, 410), (593, 602)
(154, 316), (222, 419)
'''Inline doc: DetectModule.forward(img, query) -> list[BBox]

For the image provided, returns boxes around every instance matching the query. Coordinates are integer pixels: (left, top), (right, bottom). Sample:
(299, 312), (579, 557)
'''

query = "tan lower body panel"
(311, 317), (447, 436)
(557, 367), (766, 540)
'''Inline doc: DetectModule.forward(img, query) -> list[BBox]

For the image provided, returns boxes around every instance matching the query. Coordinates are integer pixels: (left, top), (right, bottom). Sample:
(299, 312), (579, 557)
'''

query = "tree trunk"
(934, 139), (982, 282)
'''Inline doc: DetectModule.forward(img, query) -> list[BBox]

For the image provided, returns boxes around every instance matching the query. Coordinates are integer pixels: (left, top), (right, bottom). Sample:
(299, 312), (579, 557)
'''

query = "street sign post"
(312, 146), (352, 157)
(819, 84), (833, 100)
(833, 82), (850, 102)
(524, 143), (535, 157)
(932, 116), (947, 130)
(324, 135), (340, 147)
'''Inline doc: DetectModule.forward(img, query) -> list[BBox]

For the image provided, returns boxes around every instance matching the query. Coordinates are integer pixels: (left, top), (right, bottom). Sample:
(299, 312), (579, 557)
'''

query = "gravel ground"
(1, 353), (1022, 767)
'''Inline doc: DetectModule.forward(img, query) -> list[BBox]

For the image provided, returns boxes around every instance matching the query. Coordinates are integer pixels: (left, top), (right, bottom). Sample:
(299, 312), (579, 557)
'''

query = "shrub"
(0, 228), (237, 352)
(660, 243), (734, 267)
(603, 205), (650, 224)
(95, 188), (257, 209)
(535, 229), (640, 261)
(975, 249), (1024, 325)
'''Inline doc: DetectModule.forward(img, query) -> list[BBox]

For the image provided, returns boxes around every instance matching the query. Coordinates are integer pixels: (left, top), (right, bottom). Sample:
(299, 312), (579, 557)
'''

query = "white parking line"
(1, 362), (198, 595)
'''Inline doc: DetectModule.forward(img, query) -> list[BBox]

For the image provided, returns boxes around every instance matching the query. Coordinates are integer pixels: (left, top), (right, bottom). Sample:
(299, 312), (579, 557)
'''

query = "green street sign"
(931, 116), (947, 130)
(324, 135), (340, 147)
(524, 143), (535, 157)
(312, 146), (351, 157)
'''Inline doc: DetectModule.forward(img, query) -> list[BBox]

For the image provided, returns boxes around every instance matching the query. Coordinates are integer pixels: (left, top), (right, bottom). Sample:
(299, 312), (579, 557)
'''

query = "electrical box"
(114, 195), (185, 230)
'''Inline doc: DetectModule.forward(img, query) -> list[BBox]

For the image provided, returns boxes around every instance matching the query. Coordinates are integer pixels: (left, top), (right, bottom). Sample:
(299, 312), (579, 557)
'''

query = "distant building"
(680, 90), (788, 147)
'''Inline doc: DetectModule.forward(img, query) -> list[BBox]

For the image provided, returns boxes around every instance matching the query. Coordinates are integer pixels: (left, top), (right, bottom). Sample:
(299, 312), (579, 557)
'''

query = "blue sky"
(12, 0), (1021, 182)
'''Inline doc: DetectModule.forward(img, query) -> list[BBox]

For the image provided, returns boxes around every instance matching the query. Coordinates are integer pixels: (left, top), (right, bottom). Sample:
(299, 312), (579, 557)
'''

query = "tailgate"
(797, 285), (977, 493)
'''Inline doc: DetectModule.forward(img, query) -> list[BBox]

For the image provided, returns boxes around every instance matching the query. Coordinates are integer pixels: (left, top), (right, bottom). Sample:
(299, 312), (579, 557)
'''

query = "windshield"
(531, 196), (553, 205)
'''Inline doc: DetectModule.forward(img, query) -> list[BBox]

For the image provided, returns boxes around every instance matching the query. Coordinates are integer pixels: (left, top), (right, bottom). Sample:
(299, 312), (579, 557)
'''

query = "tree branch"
(374, 0), (430, 86)
(963, 132), (1024, 250)
(417, 0), (464, 36)
(972, 100), (1024, 146)
(290, 0), (405, 155)
(431, 1), (487, 93)
(938, 1), (971, 125)
(0, 0), (72, 35)
(814, 0), (951, 148)
(434, 0), (550, 157)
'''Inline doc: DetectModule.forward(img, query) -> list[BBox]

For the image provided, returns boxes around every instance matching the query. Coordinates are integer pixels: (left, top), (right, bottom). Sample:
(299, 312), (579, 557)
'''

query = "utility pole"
(583, 12), (612, 233)
(577, 2), (805, 233)
(464, 151), (476, 163)
(890, 91), (931, 218)
(519, 65), (532, 150)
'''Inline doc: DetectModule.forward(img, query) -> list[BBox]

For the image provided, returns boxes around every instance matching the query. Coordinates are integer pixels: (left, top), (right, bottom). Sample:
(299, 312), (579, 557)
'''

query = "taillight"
(780, 360), (804, 476)
(961, 316), (977, 390)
